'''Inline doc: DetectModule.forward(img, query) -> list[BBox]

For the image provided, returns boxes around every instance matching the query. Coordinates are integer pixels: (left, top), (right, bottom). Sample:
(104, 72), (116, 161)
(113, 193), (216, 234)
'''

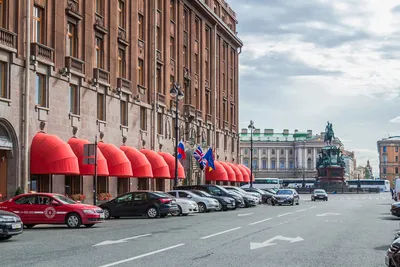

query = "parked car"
(311, 189), (328, 201)
(168, 190), (220, 213)
(99, 191), (179, 219)
(158, 192), (198, 216)
(272, 189), (300, 206)
(391, 202), (400, 217)
(224, 186), (262, 204)
(0, 210), (23, 240)
(263, 188), (278, 195)
(386, 236), (400, 266)
(243, 187), (274, 205)
(0, 193), (104, 228)
(191, 190), (236, 211)
(174, 185), (244, 208)
(224, 189), (257, 208)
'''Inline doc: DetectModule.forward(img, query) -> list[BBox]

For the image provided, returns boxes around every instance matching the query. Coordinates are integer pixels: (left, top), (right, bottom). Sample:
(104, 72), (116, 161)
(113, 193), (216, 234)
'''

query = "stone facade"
(0, 0), (242, 201)
(377, 136), (400, 184)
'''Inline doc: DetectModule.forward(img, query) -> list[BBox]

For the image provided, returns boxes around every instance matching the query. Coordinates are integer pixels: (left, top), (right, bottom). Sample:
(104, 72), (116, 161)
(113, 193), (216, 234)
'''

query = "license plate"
(278, 200), (284, 202)
(11, 223), (21, 229)
(99, 214), (104, 219)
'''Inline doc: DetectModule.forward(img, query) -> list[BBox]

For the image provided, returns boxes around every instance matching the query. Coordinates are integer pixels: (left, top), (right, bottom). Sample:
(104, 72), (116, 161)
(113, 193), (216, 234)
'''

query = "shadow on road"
(375, 245), (390, 251)
(381, 216), (400, 221)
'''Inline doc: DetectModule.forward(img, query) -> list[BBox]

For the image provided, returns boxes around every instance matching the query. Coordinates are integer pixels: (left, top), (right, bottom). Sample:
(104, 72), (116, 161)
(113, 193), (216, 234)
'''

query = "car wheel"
(198, 202), (207, 213)
(171, 206), (182, 216)
(103, 208), (111, 219)
(84, 224), (95, 228)
(25, 224), (35, 229)
(66, 213), (82, 228)
(266, 198), (272, 205)
(215, 203), (222, 211)
(147, 207), (158, 218)
(0, 235), (12, 241)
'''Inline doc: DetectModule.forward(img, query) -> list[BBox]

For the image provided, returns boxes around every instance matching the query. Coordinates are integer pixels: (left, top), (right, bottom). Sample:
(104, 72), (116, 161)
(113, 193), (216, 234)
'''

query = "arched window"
(307, 158), (312, 170)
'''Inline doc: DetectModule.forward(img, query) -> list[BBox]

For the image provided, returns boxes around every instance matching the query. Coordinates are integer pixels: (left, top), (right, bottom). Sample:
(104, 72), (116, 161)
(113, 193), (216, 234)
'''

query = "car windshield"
(53, 195), (76, 204)
(192, 191), (212, 197)
(277, 190), (293, 195)
(314, 190), (326, 194)
(151, 192), (170, 198)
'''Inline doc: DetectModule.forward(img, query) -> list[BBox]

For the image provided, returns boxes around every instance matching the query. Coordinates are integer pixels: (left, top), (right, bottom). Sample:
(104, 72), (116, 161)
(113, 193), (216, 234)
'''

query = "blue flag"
(203, 148), (215, 171)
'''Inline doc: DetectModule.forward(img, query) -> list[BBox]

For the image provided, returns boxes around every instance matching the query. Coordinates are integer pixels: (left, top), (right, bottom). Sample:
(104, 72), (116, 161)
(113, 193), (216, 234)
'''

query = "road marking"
(249, 218), (272, 225)
(200, 227), (241, 240)
(316, 213), (341, 217)
(277, 212), (293, 217)
(98, 243), (185, 267)
(308, 206), (316, 209)
(94, 234), (152, 247)
(238, 213), (254, 217)
(250, 235), (304, 250)
(296, 209), (307, 213)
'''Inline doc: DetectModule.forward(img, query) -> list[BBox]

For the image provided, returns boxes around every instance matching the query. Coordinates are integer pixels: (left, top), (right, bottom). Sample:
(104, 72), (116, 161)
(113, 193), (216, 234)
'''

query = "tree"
(364, 167), (371, 179)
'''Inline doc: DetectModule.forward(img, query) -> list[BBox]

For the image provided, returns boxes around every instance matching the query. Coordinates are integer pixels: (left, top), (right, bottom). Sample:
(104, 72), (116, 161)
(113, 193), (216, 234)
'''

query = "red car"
(0, 193), (104, 228)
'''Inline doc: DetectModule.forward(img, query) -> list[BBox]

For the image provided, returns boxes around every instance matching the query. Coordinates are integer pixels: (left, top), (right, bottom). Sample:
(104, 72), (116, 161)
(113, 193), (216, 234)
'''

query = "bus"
(281, 179), (316, 188)
(347, 179), (390, 192)
(241, 178), (282, 190)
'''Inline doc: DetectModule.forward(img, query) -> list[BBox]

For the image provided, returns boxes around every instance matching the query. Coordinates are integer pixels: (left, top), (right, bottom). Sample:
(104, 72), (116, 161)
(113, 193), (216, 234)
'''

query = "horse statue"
(324, 121), (335, 146)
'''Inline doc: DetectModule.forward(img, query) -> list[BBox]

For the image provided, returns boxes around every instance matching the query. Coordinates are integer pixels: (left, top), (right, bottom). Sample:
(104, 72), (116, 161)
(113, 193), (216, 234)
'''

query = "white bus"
(241, 178), (282, 190)
(347, 179), (390, 192)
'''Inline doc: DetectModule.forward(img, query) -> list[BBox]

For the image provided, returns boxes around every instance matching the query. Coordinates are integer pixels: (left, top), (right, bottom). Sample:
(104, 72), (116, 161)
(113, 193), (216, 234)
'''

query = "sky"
(228, 0), (400, 177)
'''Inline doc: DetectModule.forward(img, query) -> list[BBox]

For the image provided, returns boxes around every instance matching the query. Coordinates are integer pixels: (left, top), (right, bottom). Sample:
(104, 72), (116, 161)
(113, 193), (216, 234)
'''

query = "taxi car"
(0, 193), (104, 228)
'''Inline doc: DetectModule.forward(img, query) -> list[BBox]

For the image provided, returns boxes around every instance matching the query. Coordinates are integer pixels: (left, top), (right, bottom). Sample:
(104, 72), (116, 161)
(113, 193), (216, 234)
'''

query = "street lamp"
(170, 82), (184, 188)
(357, 173), (360, 194)
(248, 120), (255, 187)
(302, 167), (305, 188)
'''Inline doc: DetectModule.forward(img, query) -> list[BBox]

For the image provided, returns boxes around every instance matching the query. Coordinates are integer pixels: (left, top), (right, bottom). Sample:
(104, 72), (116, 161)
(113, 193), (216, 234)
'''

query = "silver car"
(224, 186), (262, 204)
(168, 190), (221, 213)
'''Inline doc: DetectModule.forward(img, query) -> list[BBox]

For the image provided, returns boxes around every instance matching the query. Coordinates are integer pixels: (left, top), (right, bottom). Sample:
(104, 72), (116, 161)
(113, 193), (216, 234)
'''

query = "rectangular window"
(252, 159), (257, 169)
(69, 84), (79, 115)
(205, 26), (211, 49)
(157, 112), (163, 135)
(120, 99), (128, 126)
(138, 14), (144, 40)
(232, 137), (235, 152)
(280, 160), (285, 169)
(118, 48), (126, 78)
(137, 59), (144, 86)
(243, 159), (249, 168)
(205, 59), (210, 81)
(396, 156), (398, 162)
(262, 160), (267, 169)
(67, 22), (77, 57)
(97, 176), (108, 194)
(97, 92), (105, 121)
(170, 36), (175, 59)
(170, 0), (175, 21)
(183, 46), (188, 67)
(140, 107), (147, 130)
(271, 160), (276, 169)
(383, 155), (388, 164)
(397, 147), (399, 153)
(156, 11), (162, 51)
(33, 6), (44, 43)
(289, 161), (294, 169)
(157, 0), (163, 10)
(194, 53), (199, 73)
(184, 9), (188, 31)
(223, 101), (226, 122)
(65, 176), (81, 196)
(216, 132), (219, 148)
(244, 148), (248, 155)
(383, 146), (387, 153)
(205, 92), (210, 114)
(95, 36), (103, 68)
(195, 19), (200, 40)
(224, 135), (227, 151)
(118, 0), (125, 29)
(307, 148), (311, 154)
(156, 66), (163, 94)
(95, 0), (102, 14)
(290, 149), (293, 155)
(0, 0), (5, 28)
(0, 61), (7, 99)
(383, 167), (387, 174)
(35, 73), (47, 107)
(230, 105), (234, 124)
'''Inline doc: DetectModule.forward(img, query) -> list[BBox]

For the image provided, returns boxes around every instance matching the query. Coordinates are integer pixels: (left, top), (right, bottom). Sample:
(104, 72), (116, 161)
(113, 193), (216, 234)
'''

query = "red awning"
(242, 165), (254, 182)
(205, 161), (228, 181)
(158, 152), (185, 179)
(97, 142), (133, 177)
(120, 146), (153, 178)
(219, 162), (236, 182)
(140, 149), (170, 178)
(236, 164), (250, 183)
(30, 132), (80, 175)
(228, 163), (243, 182)
(68, 138), (109, 176)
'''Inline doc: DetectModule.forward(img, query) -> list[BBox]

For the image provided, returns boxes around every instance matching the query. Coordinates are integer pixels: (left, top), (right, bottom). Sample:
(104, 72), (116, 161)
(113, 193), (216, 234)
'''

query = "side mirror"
(51, 200), (60, 206)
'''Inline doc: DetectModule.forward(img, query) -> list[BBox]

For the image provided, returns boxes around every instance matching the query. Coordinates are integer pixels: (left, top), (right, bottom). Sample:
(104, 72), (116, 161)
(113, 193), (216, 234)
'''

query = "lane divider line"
(277, 212), (293, 217)
(238, 213), (254, 217)
(200, 227), (242, 240)
(249, 218), (272, 226)
(296, 209), (307, 213)
(98, 243), (186, 267)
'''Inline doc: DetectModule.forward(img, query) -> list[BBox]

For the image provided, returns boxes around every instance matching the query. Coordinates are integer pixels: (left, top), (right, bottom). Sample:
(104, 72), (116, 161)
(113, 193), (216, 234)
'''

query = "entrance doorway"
(0, 120), (15, 199)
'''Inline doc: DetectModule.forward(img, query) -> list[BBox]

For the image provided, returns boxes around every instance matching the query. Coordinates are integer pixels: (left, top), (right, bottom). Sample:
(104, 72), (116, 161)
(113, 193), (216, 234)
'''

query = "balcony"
(93, 68), (110, 84)
(66, 0), (82, 20)
(65, 56), (85, 75)
(117, 77), (131, 91)
(183, 104), (196, 118)
(0, 27), (16, 51)
(156, 50), (163, 62)
(31, 43), (54, 64)
(94, 13), (108, 34)
(206, 113), (212, 123)
(157, 93), (166, 104)
(118, 28), (129, 46)
(196, 110), (203, 120)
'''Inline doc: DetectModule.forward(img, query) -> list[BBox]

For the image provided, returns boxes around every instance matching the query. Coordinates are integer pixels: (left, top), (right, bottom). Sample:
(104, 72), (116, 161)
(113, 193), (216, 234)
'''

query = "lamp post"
(170, 83), (184, 189)
(302, 167), (305, 188)
(357, 173), (360, 194)
(248, 120), (255, 187)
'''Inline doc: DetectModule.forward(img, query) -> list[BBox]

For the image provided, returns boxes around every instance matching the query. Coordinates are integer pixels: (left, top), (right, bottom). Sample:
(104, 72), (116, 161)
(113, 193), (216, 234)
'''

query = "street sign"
(83, 157), (96, 165)
(83, 144), (96, 157)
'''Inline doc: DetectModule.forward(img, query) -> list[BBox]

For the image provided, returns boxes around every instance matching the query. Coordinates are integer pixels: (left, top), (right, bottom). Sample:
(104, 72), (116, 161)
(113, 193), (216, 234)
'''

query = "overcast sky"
(229, 0), (400, 176)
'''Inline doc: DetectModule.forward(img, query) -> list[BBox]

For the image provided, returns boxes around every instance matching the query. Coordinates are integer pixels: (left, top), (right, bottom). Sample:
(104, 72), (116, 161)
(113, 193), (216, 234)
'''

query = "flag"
(203, 147), (215, 172)
(177, 140), (186, 159)
(193, 146), (206, 170)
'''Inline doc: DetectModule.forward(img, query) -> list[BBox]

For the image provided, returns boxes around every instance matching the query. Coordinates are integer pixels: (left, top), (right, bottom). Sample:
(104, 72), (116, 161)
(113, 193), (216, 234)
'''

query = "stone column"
(312, 148), (316, 170)
(285, 148), (289, 170)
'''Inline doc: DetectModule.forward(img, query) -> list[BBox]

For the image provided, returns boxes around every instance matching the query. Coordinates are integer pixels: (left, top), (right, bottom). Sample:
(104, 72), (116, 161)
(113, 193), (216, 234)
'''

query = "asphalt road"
(0, 193), (396, 267)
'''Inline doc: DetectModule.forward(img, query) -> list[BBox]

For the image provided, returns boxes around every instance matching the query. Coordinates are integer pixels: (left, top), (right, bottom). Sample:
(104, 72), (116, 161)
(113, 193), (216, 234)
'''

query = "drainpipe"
(152, 0), (158, 151)
(213, 23), (217, 158)
(23, 0), (31, 193)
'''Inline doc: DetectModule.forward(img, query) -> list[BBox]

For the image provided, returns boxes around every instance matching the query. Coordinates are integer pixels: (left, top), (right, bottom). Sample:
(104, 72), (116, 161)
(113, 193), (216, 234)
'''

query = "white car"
(168, 190), (221, 213)
(173, 198), (198, 216)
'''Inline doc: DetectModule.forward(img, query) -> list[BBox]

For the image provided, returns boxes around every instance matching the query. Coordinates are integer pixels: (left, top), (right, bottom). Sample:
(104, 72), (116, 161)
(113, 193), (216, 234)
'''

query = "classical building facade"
(342, 150), (356, 180)
(377, 136), (400, 184)
(0, 0), (242, 202)
(239, 129), (343, 180)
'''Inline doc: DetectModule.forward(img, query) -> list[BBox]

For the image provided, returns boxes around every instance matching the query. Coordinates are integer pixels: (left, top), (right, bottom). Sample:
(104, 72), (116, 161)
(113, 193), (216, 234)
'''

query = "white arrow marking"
(94, 234), (151, 247)
(238, 213), (253, 217)
(250, 235), (304, 250)
(316, 213), (341, 217)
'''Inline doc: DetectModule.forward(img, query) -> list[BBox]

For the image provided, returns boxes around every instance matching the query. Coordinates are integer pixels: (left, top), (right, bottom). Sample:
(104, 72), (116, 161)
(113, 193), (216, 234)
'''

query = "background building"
(377, 136), (400, 184)
(342, 150), (356, 180)
(239, 129), (343, 181)
(0, 0), (242, 202)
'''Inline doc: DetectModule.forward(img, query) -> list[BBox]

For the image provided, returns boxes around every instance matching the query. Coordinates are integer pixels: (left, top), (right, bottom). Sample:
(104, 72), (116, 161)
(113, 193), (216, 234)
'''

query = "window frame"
(118, 0), (125, 29)
(69, 83), (80, 115)
(32, 5), (44, 43)
(95, 36), (104, 69)
(137, 58), (144, 86)
(97, 92), (106, 121)
(35, 73), (47, 107)
(0, 61), (8, 99)
(118, 48), (126, 78)
(140, 107), (147, 131)
(67, 21), (78, 57)
(120, 98), (128, 126)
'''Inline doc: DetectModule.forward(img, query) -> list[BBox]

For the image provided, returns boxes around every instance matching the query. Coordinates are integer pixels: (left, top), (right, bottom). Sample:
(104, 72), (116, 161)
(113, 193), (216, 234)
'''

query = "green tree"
(364, 167), (371, 179)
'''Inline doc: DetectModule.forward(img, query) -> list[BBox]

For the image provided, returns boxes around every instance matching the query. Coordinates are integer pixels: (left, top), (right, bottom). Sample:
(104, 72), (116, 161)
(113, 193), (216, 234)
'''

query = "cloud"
(390, 116), (400, 123)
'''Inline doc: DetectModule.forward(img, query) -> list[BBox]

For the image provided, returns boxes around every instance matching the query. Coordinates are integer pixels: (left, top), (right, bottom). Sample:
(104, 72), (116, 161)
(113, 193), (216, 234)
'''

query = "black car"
(272, 189), (300, 206)
(0, 210), (23, 240)
(191, 190), (236, 211)
(311, 189), (328, 201)
(174, 185), (244, 208)
(243, 187), (274, 205)
(99, 191), (179, 219)
(386, 237), (400, 266)
(223, 188), (257, 208)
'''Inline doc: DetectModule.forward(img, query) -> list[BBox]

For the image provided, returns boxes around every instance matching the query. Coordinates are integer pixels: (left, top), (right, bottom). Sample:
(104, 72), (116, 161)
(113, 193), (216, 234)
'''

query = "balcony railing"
(206, 113), (212, 123)
(157, 93), (166, 104)
(224, 120), (229, 129)
(93, 68), (110, 84)
(31, 42), (54, 63)
(183, 104), (196, 117)
(65, 56), (85, 74)
(196, 110), (203, 120)
(0, 27), (16, 49)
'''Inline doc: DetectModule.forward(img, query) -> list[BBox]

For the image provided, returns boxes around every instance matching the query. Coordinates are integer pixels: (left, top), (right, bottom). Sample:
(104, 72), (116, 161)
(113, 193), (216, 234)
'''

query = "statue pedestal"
(318, 166), (345, 184)
(316, 145), (346, 185)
